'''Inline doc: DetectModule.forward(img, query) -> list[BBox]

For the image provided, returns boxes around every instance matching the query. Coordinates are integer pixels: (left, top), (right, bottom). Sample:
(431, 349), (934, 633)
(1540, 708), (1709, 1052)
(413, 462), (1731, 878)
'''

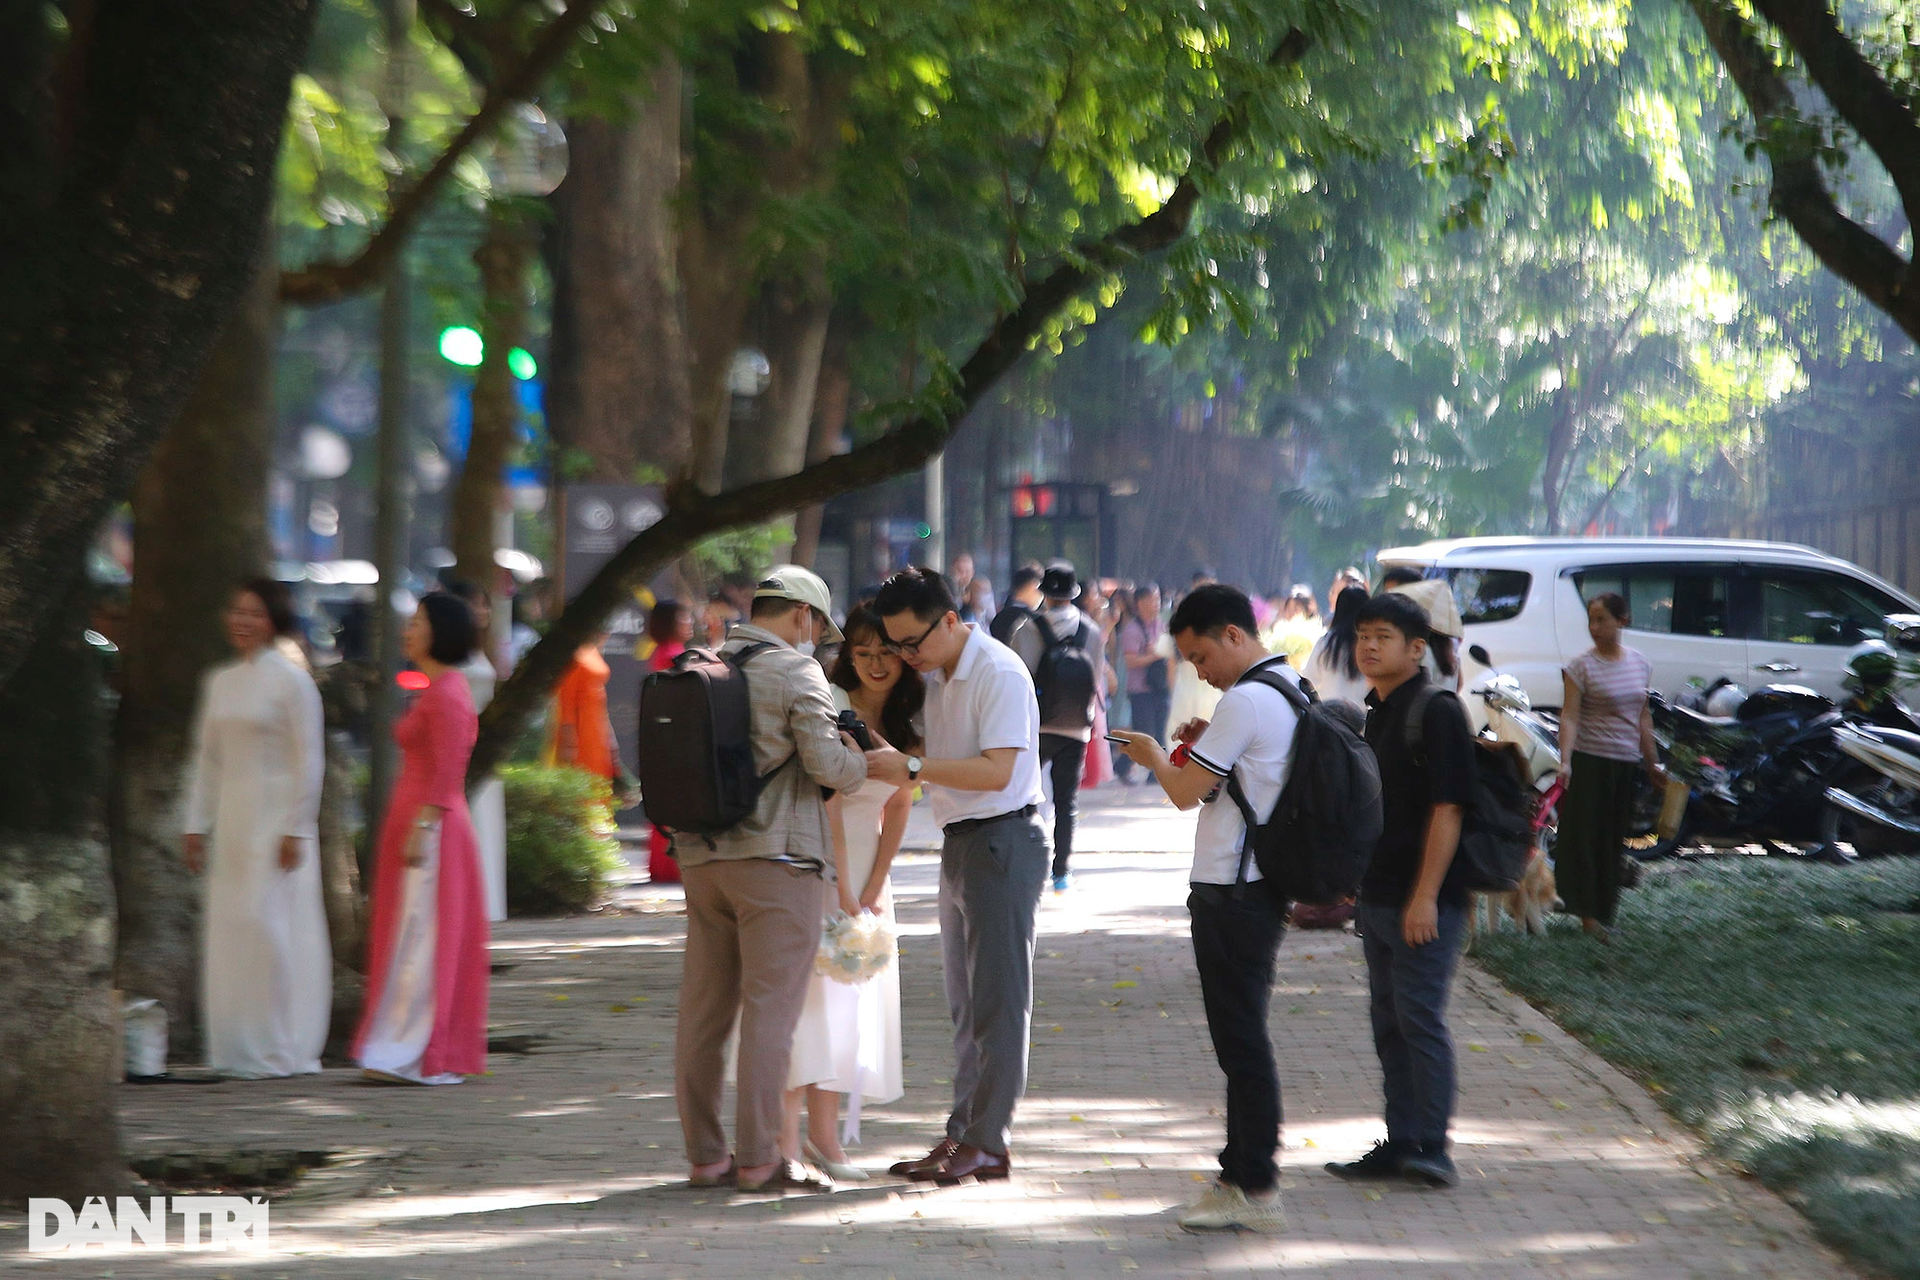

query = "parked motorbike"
(1648, 684), (1865, 860)
(1815, 635), (1920, 856)
(1465, 645), (1572, 858)
(1822, 722), (1920, 856)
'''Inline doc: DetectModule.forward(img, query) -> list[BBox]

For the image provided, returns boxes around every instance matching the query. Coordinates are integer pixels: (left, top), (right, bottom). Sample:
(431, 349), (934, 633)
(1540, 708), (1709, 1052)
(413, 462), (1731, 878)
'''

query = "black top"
(1360, 672), (1477, 908)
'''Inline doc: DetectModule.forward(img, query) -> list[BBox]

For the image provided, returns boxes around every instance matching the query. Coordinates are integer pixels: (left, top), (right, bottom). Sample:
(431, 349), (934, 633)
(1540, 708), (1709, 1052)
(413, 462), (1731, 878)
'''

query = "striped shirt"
(1565, 648), (1653, 763)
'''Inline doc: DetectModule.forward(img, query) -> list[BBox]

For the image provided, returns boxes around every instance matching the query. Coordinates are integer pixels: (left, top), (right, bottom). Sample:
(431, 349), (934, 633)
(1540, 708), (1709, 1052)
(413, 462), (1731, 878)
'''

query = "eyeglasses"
(882, 614), (944, 656)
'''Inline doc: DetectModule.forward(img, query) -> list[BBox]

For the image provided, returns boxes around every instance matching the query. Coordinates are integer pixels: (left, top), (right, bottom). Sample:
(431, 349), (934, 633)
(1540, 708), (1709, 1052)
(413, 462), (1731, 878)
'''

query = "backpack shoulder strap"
(1222, 770), (1260, 891)
(720, 640), (795, 780)
(1401, 682), (1454, 766)
(725, 640), (777, 668)
(1219, 662), (1309, 895)
(1237, 662), (1314, 715)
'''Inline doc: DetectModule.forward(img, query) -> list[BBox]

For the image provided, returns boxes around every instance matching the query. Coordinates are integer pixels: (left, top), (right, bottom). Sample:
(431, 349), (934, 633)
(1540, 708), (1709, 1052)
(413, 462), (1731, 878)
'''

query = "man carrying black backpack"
(987, 564), (1043, 644)
(671, 566), (867, 1195)
(1112, 585), (1302, 1233)
(1004, 562), (1100, 893)
(1325, 590), (1476, 1191)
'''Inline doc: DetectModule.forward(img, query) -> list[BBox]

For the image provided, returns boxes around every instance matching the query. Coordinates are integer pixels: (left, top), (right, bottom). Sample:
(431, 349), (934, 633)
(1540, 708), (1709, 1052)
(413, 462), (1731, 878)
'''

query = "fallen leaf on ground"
(1113, 980), (1138, 989)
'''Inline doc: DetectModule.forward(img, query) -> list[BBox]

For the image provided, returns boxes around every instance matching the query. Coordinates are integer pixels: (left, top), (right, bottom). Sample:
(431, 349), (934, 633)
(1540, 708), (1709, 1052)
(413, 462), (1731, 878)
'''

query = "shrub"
(501, 765), (624, 915)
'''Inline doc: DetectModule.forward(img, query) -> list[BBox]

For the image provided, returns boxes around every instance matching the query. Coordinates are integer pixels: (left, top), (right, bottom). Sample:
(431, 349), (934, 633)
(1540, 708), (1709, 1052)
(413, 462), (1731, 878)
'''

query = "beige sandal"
(687, 1159), (736, 1188)
(736, 1159), (833, 1193)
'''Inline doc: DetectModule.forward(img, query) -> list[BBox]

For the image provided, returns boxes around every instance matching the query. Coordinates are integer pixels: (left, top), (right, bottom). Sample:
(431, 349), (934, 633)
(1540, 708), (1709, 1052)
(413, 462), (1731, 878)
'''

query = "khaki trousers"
(675, 858), (824, 1167)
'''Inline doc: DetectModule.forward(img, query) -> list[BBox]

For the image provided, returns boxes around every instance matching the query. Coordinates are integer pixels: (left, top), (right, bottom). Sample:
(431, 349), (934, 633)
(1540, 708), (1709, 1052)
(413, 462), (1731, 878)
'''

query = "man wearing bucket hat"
(675, 564), (867, 1195)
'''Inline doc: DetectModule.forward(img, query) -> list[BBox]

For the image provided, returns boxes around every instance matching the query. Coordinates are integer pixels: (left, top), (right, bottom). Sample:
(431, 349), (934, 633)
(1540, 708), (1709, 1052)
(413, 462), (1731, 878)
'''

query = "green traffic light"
(508, 348), (538, 380)
(438, 326), (484, 367)
(915, 522), (932, 539)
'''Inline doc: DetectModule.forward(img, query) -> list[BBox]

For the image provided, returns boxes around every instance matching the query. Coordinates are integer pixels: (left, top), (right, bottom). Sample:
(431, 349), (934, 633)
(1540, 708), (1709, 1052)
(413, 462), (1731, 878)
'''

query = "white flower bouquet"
(815, 909), (896, 985)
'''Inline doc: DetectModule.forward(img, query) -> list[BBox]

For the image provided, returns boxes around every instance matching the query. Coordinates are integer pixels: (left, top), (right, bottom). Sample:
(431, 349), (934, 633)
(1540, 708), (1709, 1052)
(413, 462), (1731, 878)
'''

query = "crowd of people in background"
(173, 539), (1668, 1236)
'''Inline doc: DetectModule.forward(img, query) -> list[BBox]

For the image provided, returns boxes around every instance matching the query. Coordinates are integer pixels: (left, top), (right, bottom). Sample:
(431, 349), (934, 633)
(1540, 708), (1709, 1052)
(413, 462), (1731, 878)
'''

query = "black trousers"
(1188, 883), (1286, 1193)
(1038, 734), (1086, 878)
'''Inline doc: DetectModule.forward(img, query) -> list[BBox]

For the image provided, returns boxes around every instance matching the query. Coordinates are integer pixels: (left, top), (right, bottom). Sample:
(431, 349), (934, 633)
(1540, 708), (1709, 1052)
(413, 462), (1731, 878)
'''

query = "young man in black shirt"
(1327, 591), (1477, 1189)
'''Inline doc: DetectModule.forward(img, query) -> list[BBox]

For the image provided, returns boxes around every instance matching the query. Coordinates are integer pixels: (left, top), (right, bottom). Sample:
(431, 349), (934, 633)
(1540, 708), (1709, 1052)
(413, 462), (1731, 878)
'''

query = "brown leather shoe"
(888, 1138), (959, 1178)
(907, 1142), (1011, 1185)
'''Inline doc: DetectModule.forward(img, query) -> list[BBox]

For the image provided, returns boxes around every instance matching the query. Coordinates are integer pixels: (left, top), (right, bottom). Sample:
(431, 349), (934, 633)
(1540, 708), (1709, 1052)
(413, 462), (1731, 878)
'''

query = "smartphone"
(1103, 733), (1131, 745)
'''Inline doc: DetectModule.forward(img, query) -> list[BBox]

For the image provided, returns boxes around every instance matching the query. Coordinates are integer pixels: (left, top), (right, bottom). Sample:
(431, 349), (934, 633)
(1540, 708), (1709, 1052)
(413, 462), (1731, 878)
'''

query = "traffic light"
(438, 325), (538, 381)
(438, 326), (484, 367)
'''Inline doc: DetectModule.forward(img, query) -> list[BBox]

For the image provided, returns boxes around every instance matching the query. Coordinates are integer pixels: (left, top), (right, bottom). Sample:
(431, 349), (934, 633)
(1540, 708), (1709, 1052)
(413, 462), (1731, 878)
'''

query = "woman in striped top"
(1555, 593), (1667, 941)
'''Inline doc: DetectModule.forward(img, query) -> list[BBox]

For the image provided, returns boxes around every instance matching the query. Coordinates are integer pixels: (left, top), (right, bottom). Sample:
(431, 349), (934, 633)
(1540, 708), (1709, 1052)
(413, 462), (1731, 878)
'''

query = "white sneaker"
(1177, 1181), (1286, 1232)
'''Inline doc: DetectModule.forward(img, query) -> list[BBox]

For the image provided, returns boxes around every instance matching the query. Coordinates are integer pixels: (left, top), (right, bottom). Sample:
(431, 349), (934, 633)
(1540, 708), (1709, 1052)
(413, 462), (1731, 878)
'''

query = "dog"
(1469, 847), (1561, 938)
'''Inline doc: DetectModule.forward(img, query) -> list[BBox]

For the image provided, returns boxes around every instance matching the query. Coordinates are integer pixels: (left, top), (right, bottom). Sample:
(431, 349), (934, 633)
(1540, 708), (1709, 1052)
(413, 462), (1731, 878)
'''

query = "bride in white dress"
(182, 580), (330, 1078)
(778, 609), (914, 1179)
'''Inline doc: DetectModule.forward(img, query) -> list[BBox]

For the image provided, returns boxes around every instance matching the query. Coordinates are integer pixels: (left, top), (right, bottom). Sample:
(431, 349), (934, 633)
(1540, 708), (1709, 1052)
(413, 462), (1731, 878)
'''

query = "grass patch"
(1472, 859), (1920, 1278)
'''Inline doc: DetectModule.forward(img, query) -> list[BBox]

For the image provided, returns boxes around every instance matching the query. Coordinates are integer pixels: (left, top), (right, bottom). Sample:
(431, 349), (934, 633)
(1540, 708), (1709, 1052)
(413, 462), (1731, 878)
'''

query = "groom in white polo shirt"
(865, 566), (1047, 1186)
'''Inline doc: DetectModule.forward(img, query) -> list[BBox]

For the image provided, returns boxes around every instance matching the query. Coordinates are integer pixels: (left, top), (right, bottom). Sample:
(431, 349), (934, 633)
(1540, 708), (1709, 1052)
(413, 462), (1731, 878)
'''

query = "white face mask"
(796, 641), (816, 658)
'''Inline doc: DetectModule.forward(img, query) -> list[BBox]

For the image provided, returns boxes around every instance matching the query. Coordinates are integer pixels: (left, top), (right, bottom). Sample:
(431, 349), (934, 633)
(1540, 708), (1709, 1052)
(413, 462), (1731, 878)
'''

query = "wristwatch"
(907, 756), (923, 782)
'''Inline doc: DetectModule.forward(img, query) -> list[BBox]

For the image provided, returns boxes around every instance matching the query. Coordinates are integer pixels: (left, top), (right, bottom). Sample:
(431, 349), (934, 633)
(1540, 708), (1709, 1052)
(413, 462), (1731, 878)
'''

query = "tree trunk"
(0, 576), (129, 1203)
(545, 62), (692, 483)
(449, 203), (530, 594)
(0, 1), (314, 690)
(681, 213), (756, 495)
(731, 273), (833, 483)
(109, 232), (278, 1061)
(791, 335), (851, 567)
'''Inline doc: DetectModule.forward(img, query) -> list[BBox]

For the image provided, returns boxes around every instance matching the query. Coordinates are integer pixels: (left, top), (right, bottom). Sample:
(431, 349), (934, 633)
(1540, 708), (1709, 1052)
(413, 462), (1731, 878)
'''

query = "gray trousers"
(939, 810), (1050, 1154)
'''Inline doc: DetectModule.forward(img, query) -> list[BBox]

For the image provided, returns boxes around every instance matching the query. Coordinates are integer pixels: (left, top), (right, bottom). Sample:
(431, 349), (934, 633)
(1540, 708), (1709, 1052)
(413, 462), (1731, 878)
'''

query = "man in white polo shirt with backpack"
(1113, 583), (1306, 1232)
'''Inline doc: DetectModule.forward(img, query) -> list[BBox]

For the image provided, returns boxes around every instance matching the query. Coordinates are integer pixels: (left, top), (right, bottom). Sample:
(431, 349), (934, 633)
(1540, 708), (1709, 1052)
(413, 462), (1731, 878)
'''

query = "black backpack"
(988, 601), (1035, 645)
(1222, 664), (1384, 907)
(1034, 615), (1099, 728)
(636, 642), (787, 843)
(1403, 685), (1535, 892)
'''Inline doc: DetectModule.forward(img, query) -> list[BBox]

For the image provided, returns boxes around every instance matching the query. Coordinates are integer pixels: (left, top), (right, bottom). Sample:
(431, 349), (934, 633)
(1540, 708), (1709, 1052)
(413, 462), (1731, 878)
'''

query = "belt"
(942, 804), (1038, 838)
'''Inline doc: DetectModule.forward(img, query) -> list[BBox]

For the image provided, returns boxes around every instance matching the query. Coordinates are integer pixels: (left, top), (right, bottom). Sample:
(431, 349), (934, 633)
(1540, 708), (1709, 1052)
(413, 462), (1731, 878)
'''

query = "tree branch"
(1750, 0), (1920, 218)
(1686, 0), (1917, 341)
(280, 0), (609, 304)
(468, 26), (1315, 780)
(417, 0), (499, 86)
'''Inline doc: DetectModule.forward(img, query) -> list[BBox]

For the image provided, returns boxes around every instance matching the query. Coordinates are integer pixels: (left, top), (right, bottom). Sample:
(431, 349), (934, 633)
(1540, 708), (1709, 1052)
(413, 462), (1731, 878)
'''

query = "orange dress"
(553, 646), (615, 779)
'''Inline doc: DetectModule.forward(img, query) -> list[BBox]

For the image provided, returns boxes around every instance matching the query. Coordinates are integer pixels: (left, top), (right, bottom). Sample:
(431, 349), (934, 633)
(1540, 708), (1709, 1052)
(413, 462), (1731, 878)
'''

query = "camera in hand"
(836, 708), (873, 751)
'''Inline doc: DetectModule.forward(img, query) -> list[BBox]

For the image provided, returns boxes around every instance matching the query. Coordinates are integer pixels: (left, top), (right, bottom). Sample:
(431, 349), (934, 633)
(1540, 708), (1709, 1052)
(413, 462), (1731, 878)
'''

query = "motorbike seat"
(1666, 704), (1740, 732)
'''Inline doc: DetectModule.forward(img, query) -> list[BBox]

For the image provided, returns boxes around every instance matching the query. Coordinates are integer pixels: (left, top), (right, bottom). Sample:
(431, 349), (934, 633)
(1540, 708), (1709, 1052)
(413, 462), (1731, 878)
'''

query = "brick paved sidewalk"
(2, 787), (1847, 1276)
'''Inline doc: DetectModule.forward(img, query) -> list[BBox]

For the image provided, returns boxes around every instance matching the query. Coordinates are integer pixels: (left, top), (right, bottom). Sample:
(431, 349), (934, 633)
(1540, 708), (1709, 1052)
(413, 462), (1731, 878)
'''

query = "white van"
(1374, 537), (1920, 712)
